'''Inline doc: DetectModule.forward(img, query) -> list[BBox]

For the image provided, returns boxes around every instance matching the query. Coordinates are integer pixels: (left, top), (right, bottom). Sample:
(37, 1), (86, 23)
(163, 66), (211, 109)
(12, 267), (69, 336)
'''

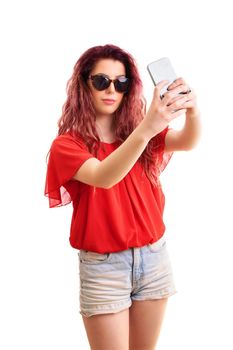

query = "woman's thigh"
(82, 308), (129, 350)
(129, 298), (168, 350)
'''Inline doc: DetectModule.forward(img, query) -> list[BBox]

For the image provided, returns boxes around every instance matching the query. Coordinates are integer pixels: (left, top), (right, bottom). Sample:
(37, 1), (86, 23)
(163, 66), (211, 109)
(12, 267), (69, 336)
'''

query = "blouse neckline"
(100, 140), (118, 145)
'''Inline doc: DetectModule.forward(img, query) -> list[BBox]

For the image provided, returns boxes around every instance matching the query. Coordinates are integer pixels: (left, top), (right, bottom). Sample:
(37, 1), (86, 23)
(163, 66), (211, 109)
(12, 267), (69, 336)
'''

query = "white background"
(1, 0), (233, 349)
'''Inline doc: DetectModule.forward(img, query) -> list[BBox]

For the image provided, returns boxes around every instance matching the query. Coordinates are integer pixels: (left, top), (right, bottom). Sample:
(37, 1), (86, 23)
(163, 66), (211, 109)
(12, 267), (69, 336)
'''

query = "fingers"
(168, 91), (196, 114)
(167, 77), (191, 94)
(179, 92), (196, 109)
(150, 80), (196, 122)
(167, 90), (193, 105)
(154, 79), (191, 103)
(167, 93), (192, 112)
(149, 78), (197, 129)
(153, 80), (169, 99)
(167, 77), (185, 89)
(170, 108), (187, 120)
(162, 85), (190, 105)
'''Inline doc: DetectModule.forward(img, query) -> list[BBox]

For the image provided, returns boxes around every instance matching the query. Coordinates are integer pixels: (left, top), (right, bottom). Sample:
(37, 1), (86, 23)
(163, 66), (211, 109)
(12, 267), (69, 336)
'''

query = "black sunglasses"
(89, 74), (130, 93)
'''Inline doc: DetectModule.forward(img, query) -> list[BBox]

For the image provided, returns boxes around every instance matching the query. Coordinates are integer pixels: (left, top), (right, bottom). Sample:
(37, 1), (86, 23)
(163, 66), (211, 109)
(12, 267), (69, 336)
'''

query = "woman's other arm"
(164, 78), (201, 152)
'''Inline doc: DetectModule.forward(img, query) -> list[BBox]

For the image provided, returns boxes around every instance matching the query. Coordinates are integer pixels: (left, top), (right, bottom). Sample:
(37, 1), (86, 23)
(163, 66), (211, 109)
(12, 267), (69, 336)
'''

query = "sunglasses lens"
(92, 75), (110, 91)
(90, 75), (130, 93)
(114, 77), (129, 93)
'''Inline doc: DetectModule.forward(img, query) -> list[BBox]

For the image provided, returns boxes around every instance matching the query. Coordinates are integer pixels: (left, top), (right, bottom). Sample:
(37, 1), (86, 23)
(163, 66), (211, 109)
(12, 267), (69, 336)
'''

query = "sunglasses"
(89, 74), (130, 93)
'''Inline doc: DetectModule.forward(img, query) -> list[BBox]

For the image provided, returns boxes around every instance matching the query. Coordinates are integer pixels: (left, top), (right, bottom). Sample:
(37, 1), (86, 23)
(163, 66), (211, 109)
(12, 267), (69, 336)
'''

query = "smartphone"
(147, 57), (178, 97)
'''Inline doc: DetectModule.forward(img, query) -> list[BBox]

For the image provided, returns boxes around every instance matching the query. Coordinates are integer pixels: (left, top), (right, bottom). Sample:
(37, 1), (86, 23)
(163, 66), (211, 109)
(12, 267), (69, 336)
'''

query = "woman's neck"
(96, 115), (116, 142)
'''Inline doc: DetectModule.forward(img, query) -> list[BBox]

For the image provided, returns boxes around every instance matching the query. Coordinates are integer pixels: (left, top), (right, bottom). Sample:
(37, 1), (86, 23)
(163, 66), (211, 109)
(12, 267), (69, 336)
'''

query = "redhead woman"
(45, 44), (201, 350)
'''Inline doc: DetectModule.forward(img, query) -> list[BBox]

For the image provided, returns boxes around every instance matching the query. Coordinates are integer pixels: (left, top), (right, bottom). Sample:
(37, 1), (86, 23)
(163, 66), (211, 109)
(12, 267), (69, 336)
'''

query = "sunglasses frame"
(89, 74), (129, 93)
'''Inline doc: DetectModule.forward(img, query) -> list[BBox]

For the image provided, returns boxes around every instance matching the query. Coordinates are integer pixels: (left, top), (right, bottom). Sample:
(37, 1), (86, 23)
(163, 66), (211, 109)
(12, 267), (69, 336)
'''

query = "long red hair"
(58, 44), (163, 185)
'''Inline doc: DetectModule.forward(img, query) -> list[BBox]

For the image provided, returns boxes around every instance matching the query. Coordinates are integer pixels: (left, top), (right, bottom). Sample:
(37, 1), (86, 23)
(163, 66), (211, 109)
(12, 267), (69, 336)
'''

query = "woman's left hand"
(167, 77), (199, 117)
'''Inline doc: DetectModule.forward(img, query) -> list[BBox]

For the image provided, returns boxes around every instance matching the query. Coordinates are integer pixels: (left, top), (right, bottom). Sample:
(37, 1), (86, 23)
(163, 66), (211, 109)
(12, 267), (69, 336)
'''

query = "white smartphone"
(147, 57), (178, 97)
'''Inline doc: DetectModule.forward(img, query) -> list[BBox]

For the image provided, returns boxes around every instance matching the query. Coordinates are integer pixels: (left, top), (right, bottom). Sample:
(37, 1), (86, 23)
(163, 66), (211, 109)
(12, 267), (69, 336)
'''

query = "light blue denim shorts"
(78, 235), (176, 318)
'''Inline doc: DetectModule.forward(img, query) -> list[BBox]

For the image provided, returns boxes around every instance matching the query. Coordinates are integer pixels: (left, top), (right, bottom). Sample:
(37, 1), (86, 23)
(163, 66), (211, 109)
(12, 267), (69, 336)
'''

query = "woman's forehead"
(91, 58), (126, 77)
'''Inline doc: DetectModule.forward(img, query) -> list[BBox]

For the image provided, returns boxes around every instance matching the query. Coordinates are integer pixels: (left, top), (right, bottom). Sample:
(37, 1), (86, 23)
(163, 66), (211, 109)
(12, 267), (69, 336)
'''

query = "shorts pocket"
(147, 237), (166, 253)
(79, 250), (111, 264)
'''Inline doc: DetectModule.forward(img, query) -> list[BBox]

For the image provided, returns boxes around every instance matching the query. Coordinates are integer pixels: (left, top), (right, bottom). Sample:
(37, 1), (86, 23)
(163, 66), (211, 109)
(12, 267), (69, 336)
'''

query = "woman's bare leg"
(129, 298), (168, 350)
(82, 308), (129, 350)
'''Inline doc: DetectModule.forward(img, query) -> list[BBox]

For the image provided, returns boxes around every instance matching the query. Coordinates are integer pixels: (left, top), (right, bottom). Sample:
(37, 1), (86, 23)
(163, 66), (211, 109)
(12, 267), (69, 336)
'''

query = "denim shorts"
(78, 235), (176, 318)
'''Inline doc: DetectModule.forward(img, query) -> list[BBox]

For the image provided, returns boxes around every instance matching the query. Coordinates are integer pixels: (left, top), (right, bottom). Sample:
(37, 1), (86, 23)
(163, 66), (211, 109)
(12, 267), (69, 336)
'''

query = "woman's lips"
(102, 99), (116, 105)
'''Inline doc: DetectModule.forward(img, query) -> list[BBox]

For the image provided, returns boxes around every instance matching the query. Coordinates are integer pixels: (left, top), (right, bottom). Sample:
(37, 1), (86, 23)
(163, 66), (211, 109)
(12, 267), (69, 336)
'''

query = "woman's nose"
(106, 81), (115, 93)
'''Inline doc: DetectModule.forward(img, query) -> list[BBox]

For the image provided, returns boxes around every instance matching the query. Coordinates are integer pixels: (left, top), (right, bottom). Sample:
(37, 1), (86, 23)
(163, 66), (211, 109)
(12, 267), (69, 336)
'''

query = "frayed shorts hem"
(131, 288), (177, 301)
(80, 301), (132, 318)
(79, 290), (177, 318)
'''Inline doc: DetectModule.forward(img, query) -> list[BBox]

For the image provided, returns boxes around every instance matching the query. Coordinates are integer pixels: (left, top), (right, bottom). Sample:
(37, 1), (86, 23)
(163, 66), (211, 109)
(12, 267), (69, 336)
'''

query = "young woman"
(45, 44), (201, 350)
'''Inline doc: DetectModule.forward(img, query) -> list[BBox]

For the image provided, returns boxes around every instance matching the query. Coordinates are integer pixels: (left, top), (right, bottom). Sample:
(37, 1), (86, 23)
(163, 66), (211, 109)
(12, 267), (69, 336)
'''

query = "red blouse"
(44, 128), (172, 253)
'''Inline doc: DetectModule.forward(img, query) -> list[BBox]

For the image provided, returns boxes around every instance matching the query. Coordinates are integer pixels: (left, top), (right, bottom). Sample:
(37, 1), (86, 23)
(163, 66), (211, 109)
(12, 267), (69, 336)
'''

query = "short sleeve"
(152, 126), (173, 177)
(44, 134), (94, 208)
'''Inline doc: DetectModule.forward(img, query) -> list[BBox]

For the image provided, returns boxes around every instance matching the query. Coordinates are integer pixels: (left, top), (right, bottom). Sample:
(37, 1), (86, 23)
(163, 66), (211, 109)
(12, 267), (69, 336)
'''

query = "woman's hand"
(164, 78), (201, 152)
(143, 80), (189, 138)
(167, 77), (199, 117)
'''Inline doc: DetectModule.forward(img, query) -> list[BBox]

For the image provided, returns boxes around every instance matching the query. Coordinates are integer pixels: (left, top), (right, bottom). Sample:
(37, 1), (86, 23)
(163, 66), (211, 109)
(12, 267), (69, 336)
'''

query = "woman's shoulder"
(51, 132), (87, 149)
(53, 131), (83, 142)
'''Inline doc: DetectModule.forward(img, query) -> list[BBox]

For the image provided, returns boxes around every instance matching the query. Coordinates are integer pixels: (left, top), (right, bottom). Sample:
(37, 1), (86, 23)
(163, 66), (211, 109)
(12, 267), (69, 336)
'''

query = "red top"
(44, 127), (172, 253)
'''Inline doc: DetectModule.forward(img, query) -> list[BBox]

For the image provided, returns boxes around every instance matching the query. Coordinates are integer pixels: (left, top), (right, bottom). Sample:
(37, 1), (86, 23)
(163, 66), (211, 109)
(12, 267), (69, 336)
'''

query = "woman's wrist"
(136, 120), (157, 142)
(186, 107), (200, 119)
